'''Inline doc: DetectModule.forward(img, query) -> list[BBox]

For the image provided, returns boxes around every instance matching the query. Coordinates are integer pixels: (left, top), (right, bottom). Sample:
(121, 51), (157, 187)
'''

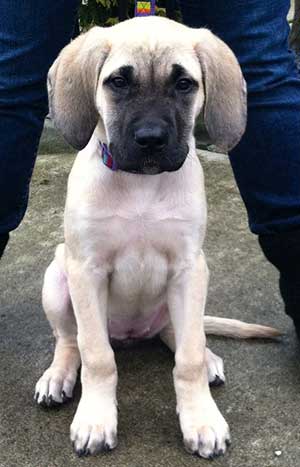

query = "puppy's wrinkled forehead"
(101, 40), (201, 86)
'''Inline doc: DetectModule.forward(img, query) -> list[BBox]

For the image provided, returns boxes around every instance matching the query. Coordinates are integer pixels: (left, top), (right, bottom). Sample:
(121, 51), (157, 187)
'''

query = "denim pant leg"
(0, 1), (80, 239)
(179, 0), (300, 235)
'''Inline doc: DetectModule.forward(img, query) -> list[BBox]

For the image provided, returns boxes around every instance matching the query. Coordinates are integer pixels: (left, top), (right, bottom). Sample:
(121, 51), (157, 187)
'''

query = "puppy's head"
(48, 17), (246, 174)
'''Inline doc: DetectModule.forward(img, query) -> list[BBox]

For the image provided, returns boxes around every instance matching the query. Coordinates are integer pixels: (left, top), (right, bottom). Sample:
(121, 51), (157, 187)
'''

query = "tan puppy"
(35, 17), (280, 459)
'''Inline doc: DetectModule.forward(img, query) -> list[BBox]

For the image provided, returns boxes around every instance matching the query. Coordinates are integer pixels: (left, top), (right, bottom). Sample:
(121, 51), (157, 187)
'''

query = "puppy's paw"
(206, 348), (225, 387)
(35, 367), (77, 407)
(179, 397), (230, 459)
(70, 396), (118, 456)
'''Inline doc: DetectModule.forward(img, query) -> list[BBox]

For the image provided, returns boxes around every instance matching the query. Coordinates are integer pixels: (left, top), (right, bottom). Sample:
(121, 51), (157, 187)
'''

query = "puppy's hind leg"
(35, 244), (80, 407)
(160, 323), (225, 386)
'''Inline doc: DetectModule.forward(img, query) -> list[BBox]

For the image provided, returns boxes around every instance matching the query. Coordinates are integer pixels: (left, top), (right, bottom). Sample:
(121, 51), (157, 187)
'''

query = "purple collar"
(99, 141), (118, 171)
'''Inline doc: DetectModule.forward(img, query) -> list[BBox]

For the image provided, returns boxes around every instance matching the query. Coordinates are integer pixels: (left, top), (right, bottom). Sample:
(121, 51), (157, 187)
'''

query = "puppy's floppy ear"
(48, 27), (110, 150)
(194, 29), (247, 151)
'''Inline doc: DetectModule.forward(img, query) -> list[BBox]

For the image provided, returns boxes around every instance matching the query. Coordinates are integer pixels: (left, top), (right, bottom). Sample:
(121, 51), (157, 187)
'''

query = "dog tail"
(204, 316), (282, 339)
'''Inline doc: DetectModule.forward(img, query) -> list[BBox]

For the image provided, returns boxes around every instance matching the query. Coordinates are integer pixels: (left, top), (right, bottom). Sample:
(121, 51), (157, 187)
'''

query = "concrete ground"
(1, 124), (300, 467)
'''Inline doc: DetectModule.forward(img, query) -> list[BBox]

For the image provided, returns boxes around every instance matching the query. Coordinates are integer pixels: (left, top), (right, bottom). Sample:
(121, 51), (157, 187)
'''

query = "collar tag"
(135, 0), (155, 16)
(99, 141), (118, 171)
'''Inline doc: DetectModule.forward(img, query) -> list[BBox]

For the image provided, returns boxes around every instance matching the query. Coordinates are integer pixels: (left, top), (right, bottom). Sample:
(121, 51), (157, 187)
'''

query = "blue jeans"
(0, 0), (79, 242)
(180, 0), (300, 235)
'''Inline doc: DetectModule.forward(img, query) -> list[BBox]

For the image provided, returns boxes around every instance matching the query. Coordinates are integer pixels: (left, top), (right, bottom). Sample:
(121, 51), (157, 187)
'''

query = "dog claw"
(210, 375), (225, 387)
(36, 393), (62, 408)
(72, 433), (117, 457)
(35, 388), (73, 408)
(76, 448), (85, 458)
(41, 395), (47, 407)
(75, 440), (90, 457)
(183, 429), (229, 459)
(62, 391), (72, 404)
(74, 443), (103, 457)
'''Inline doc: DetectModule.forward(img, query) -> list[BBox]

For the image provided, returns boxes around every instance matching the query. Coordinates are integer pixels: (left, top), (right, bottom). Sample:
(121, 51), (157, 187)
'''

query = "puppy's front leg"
(67, 257), (117, 456)
(168, 251), (230, 459)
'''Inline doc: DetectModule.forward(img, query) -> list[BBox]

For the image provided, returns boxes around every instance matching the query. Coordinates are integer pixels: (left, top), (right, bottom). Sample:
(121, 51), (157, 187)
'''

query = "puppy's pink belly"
(108, 304), (169, 341)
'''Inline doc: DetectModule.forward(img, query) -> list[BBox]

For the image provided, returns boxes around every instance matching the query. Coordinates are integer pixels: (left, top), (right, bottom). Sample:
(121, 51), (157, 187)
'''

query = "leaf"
(96, 0), (110, 7)
(105, 16), (119, 25)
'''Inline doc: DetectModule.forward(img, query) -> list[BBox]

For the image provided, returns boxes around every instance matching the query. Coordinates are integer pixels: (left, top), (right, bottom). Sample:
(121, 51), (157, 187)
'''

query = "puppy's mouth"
(120, 159), (185, 175)
(141, 159), (161, 175)
(119, 163), (162, 175)
(109, 143), (188, 175)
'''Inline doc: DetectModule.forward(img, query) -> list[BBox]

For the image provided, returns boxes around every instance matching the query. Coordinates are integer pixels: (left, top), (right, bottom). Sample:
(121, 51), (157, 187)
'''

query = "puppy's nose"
(134, 125), (168, 150)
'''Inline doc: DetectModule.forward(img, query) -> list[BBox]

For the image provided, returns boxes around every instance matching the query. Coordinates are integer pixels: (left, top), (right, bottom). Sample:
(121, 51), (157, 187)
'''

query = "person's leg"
(180, 0), (300, 333)
(0, 233), (9, 257)
(0, 0), (80, 259)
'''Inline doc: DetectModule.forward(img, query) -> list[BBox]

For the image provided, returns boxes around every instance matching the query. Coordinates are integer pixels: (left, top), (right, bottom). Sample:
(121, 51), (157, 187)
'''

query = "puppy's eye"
(111, 76), (128, 89)
(175, 78), (194, 92)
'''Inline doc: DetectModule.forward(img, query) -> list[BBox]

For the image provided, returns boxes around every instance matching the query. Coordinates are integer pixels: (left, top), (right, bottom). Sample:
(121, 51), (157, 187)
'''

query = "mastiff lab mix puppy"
(35, 16), (279, 459)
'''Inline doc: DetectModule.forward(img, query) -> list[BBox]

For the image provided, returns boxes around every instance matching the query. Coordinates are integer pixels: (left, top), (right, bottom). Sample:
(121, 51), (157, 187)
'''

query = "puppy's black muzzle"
(134, 120), (168, 151)
(113, 118), (187, 175)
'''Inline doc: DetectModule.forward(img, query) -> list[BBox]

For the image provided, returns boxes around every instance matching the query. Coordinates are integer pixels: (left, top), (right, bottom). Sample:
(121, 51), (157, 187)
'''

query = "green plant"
(78, 0), (179, 29)
(79, 0), (120, 29)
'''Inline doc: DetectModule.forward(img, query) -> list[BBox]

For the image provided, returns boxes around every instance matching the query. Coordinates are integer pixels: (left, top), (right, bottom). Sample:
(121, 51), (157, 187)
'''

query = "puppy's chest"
(106, 223), (171, 341)
(74, 200), (201, 341)
(111, 242), (168, 296)
(101, 211), (191, 296)
(105, 210), (195, 270)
